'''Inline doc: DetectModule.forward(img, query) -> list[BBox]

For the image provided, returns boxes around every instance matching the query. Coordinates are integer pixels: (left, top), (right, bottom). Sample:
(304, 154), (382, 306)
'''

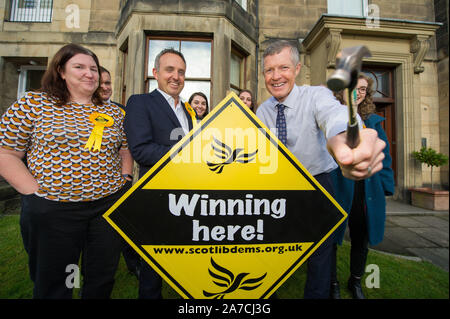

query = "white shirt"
(157, 88), (189, 135)
(256, 85), (362, 176)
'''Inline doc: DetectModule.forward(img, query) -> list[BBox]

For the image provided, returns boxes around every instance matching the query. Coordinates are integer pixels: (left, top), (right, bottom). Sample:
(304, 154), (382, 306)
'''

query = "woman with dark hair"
(238, 89), (256, 112)
(188, 92), (209, 120)
(0, 43), (133, 298)
(330, 73), (394, 299)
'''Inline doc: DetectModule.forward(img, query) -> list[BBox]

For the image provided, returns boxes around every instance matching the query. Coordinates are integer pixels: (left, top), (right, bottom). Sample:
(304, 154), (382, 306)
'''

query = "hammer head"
(327, 46), (372, 92)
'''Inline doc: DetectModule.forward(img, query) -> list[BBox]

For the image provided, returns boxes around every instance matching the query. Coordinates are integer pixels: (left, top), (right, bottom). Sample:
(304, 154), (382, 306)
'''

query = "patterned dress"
(0, 91), (128, 202)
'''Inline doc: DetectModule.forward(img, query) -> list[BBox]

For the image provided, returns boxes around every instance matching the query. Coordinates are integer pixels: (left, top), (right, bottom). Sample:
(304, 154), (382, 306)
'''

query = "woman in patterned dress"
(0, 44), (133, 298)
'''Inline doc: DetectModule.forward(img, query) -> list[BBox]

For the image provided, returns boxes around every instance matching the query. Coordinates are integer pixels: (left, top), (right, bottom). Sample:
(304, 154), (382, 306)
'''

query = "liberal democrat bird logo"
(203, 258), (267, 299)
(206, 136), (258, 174)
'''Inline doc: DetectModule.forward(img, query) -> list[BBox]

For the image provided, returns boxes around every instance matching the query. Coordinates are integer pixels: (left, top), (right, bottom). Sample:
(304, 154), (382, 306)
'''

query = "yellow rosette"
(84, 112), (114, 152)
(184, 102), (197, 128)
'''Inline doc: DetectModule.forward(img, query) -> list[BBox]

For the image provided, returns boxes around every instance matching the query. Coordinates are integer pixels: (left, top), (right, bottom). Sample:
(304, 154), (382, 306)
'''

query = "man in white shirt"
(124, 48), (196, 299)
(256, 40), (386, 298)
(156, 88), (190, 136)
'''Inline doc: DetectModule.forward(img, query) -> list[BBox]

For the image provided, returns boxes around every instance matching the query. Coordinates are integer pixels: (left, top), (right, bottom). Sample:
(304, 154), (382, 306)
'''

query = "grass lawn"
(0, 214), (448, 299)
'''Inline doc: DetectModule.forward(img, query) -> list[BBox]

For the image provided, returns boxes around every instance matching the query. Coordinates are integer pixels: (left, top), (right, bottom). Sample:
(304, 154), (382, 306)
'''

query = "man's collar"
(270, 85), (298, 109)
(157, 88), (183, 107)
(157, 88), (172, 101)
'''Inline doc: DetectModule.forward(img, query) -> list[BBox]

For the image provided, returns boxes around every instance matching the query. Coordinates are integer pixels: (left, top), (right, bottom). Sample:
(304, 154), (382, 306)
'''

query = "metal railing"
(9, 0), (53, 23)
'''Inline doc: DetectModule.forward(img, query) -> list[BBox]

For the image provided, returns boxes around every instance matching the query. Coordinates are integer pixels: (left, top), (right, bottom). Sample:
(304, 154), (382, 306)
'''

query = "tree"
(412, 147), (448, 190)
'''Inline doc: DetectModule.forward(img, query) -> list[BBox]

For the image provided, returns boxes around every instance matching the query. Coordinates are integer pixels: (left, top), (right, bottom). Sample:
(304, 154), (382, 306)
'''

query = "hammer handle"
(346, 88), (360, 149)
(346, 122), (360, 149)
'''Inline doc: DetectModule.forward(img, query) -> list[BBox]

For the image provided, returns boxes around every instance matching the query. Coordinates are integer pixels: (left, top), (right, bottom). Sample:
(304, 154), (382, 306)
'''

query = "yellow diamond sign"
(103, 92), (347, 299)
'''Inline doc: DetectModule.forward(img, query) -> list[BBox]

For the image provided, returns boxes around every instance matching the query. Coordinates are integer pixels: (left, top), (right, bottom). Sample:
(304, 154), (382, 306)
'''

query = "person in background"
(97, 66), (141, 278)
(329, 73), (394, 299)
(189, 92), (209, 120)
(124, 48), (196, 299)
(0, 43), (133, 298)
(98, 66), (125, 109)
(238, 89), (256, 112)
(256, 40), (386, 299)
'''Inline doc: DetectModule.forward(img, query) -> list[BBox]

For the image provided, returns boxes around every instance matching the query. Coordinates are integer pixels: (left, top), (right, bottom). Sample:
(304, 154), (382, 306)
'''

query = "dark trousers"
(331, 180), (369, 282)
(20, 188), (126, 299)
(138, 259), (162, 299)
(122, 243), (141, 274)
(303, 172), (336, 299)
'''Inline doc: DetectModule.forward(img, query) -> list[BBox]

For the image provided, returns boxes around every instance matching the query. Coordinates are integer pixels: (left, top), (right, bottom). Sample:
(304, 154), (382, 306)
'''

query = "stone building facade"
(0, 0), (448, 203)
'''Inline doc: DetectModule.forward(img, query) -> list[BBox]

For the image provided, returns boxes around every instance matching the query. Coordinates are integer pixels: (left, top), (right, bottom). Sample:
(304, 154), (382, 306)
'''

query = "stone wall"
(0, 0), (121, 113)
(437, 56), (449, 189)
(257, 0), (327, 104)
(257, 0), (439, 105)
(434, 0), (449, 189)
(419, 60), (444, 188)
(116, 0), (258, 107)
(372, 0), (435, 22)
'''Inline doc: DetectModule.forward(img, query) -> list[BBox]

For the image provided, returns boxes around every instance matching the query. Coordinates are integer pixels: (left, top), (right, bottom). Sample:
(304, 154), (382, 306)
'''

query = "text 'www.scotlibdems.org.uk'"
(152, 244), (306, 255)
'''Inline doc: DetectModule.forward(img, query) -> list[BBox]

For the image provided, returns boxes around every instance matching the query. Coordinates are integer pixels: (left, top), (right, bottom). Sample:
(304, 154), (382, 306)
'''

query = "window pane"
(147, 40), (180, 77)
(148, 79), (158, 93)
(235, 0), (247, 11)
(377, 71), (390, 97)
(230, 53), (241, 88)
(20, 0), (36, 9)
(366, 71), (390, 98)
(148, 79), (211, 107)
(327, 0), (364, 16)
(230, 87), (240, 95)
(41, 0), (52, 9)
(26, 69), (45, 91)
(365, 72), (380, 98)
(181, 81), (210, 105)
(181, 41), (211, 78)
(11, 0), (52, 22)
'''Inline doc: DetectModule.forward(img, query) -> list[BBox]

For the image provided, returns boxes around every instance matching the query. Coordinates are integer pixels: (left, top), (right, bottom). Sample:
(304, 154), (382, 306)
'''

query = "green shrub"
(412, 147), (448, 189)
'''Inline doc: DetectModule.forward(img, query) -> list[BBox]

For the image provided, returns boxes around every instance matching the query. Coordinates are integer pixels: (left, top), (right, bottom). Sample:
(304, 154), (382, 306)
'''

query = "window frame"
(120, 43), (128, 106)
(8, 0), (53, 23)
(327, 0), (368, 17)
(17, 65), (46, 99)
(230, 45), (247, 94)
(145, 35), (213, 103)
(235, 0), (248, 11)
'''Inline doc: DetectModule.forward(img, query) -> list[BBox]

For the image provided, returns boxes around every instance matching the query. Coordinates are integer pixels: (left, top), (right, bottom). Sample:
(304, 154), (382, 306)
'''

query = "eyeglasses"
(356, 87), (367, 94)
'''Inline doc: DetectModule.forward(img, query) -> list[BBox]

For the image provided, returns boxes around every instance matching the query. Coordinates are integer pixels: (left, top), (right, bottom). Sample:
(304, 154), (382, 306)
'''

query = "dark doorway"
(363, 67), (397, 184)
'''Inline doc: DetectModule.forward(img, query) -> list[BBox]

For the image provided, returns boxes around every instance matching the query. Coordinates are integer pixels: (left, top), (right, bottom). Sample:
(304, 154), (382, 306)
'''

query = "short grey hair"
(154, 48), (186, 71)
(262, 40), (300, 72)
